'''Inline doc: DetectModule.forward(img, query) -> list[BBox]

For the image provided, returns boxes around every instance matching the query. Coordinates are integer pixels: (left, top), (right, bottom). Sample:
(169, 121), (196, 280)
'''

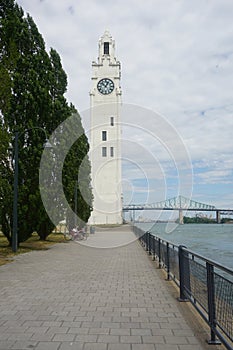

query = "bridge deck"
(0, 226), (220, 350)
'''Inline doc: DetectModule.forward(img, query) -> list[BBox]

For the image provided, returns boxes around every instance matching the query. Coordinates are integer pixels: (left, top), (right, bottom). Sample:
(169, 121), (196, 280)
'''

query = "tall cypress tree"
(62, 105), (93, 231)
(0, 1), (92, 244)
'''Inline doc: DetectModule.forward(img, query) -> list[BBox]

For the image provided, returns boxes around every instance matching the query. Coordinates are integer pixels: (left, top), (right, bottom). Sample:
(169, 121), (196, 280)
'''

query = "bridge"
(123, 195), (233, 224)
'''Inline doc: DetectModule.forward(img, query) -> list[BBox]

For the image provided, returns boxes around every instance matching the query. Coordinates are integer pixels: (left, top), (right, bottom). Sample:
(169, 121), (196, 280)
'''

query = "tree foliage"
(0, 1), (92, 244)
(182, 216), (216, 224)
(62, 106), (92, 231)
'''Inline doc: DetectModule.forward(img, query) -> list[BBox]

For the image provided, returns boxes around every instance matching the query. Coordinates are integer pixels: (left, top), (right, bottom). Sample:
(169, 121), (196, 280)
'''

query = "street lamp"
(74, 180), (78, 228)
(12, 128), (52, 252)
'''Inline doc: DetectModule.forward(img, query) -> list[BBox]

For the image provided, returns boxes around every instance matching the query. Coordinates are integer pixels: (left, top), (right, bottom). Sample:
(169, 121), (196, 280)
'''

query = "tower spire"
(98, 30), (116, 64)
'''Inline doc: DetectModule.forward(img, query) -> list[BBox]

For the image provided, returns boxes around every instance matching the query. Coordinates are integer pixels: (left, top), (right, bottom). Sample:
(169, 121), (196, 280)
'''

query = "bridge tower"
(89, 30), (123, 225)
(179, 209), (184, 225)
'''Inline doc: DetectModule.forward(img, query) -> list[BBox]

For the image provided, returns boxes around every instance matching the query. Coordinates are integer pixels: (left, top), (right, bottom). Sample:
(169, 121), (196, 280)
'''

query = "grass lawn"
(0, 231), (68, 266)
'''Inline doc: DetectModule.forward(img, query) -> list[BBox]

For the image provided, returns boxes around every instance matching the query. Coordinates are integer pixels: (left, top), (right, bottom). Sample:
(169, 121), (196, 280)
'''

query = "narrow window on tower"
(104, 42), (109, 54)
(102, 130), (107, 141)
(110, 147), (114, 157)
(102, 147), (107, 157)
(110, 116), (114, 126)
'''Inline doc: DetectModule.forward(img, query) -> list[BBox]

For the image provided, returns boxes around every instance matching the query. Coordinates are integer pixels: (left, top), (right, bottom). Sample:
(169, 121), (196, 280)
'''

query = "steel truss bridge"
(123, 195), (233, 224)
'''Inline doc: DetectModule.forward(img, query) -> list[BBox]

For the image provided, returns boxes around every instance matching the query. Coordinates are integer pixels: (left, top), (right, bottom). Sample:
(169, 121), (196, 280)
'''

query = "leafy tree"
(0, 1), (92, 244)
(62, 109), (93, 231)
(183, 216), (216, 224)
(0, 125), (12, 242)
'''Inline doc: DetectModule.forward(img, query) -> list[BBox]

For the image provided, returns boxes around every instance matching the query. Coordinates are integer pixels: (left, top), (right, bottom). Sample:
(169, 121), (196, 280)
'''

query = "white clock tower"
(89, 30), (122, 225)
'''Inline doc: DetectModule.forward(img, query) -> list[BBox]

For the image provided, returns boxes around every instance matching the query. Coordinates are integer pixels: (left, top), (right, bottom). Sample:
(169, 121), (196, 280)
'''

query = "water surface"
(136, 222), (233, 270)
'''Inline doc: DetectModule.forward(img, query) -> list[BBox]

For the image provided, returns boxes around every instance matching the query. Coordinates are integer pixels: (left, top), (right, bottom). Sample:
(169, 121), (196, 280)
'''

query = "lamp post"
(12, 128), (52, 252)
(12, 131), (19, 253)
(74, 180), (78, 229)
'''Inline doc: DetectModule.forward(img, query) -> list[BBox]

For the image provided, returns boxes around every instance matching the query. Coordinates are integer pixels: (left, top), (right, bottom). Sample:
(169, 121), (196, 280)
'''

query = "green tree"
(1, 4), (55, 243)
(62, 109), (93, 231)
(0, 1), (92, 244)
(0, 125), (12, 242)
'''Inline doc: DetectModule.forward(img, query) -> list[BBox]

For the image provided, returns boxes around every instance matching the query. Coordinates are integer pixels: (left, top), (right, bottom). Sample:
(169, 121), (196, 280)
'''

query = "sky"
(16, 0), (233, 212)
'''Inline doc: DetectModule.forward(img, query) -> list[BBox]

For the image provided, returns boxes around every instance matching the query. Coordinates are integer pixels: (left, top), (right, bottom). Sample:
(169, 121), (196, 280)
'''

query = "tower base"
(89, 211), (123, 225)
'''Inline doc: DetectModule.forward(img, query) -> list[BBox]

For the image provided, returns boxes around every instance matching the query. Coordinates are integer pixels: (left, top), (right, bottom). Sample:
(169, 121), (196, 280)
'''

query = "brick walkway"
(0, 225), (217, 350)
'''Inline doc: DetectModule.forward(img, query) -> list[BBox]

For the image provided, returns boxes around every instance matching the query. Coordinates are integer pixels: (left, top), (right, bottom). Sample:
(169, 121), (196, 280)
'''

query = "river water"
(135, 222), (233, 270)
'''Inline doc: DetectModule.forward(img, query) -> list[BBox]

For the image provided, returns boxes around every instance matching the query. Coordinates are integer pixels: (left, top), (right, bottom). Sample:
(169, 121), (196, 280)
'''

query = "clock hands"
(97, 78), (114, 95)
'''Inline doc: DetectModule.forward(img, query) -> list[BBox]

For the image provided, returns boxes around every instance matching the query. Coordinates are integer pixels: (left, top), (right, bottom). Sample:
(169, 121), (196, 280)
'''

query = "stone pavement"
(0, 225), (218, 350)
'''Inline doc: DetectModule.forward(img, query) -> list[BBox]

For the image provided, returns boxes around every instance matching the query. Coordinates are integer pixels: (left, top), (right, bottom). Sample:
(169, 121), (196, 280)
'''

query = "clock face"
(97, 78), (114, 95)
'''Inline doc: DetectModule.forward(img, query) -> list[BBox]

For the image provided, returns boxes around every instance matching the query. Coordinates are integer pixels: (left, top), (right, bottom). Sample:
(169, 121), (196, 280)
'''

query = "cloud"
(16, 0), (233, 207)
(196, 169), (233, 184)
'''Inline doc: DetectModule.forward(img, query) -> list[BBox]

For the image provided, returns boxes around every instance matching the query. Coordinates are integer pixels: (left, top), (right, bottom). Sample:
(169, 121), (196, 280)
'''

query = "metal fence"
(133, 227), (233, 350)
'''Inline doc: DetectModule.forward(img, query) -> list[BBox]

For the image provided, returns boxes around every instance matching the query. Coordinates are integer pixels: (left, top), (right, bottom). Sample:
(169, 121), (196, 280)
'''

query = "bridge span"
(123, 195), (233, 224)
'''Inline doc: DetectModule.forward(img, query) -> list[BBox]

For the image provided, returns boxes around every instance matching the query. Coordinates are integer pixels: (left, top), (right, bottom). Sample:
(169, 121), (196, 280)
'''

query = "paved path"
(0, 225), (218, 350)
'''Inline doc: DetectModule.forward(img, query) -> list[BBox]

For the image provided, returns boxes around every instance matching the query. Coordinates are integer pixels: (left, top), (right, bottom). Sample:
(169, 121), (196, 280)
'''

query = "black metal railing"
(133, 227), (233, 350)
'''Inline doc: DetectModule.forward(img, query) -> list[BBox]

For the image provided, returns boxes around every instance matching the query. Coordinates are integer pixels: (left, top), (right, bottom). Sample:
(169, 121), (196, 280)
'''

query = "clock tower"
(89, 30), (122, 225)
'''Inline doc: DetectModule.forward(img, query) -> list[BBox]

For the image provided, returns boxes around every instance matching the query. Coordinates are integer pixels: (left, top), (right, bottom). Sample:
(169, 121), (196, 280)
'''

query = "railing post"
(146, 232), (150, 252)
(178, 245), (189, 301)
(166, 242), (170, 280)
(148, 233), (152, 255)
(152, 235), (155, 261)
(158, 238), (162, 268)
(206, 262), (221, 345)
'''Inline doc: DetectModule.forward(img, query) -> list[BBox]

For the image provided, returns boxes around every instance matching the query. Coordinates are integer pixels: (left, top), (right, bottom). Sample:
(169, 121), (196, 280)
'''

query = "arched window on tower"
(104, 42), (109, 54)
